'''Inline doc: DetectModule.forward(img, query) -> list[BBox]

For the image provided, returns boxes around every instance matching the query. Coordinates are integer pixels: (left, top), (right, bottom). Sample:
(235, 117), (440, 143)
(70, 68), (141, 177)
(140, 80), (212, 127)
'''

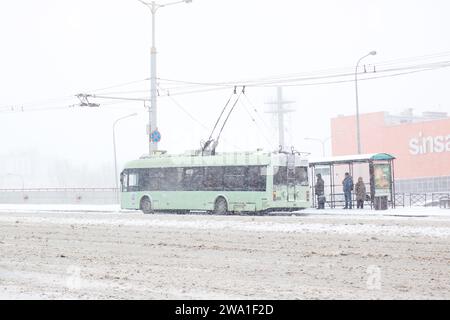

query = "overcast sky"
(1, 0), (449, 172)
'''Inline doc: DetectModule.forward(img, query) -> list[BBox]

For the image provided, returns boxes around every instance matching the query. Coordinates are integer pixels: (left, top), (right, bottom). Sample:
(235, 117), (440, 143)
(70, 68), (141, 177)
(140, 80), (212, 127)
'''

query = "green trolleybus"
(120, 150), (310, 214)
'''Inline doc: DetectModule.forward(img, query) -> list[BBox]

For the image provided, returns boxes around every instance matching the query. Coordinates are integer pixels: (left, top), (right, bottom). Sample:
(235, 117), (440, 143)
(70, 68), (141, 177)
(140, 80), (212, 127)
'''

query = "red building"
(331, 109), (450, 193)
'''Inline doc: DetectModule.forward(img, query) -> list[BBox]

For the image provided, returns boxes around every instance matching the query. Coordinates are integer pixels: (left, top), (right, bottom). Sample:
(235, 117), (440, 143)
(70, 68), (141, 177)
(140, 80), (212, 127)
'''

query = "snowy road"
(0, 208), (449, 299)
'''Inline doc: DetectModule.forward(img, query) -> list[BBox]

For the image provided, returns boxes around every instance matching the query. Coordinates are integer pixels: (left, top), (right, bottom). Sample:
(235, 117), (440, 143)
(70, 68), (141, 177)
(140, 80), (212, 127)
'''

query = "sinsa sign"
(409, 132), (450, 155)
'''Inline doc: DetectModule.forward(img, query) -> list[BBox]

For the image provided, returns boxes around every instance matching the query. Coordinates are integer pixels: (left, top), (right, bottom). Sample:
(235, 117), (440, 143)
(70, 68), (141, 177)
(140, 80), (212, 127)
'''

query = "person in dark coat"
(315, 173), (325, 209)
(342, 172), (354, 209)
(355, 177), (366, 209)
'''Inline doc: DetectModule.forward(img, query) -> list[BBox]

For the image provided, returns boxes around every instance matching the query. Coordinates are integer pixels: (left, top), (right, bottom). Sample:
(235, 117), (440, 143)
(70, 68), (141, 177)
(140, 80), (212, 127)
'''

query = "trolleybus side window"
(161, 168), (183, 191)
(127, 170), (140, 192)
(147, 168), (163, 191)
(192, 168), (205, 190)
(204, 167), (224, 191)
(182, 167), (204, 191)
(247, 166), (266, 191)
(224, 166), (246, 191)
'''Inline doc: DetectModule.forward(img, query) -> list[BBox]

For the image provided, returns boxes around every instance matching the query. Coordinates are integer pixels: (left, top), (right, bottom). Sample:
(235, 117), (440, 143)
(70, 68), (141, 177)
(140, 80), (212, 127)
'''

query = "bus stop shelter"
(309, 153), (396, 209)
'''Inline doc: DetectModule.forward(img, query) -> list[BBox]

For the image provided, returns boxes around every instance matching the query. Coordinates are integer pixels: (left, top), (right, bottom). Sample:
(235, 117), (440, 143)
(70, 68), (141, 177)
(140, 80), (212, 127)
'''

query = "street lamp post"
(113, 113), (138, 203)
(304, 137), (331, 157)
(355, 50), (377, 154)
(138, 0), (193, 155)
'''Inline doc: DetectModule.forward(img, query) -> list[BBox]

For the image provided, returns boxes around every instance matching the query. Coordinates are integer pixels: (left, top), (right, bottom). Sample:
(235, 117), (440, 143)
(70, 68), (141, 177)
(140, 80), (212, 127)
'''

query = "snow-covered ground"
(0, 208), (449, 239)
(0, 206), (449, 299)
(0, 203), (449, 217)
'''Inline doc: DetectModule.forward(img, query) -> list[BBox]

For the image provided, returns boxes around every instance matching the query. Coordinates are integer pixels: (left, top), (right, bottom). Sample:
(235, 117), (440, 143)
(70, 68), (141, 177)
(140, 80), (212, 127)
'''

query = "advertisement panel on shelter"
(373, 163), (391, 195)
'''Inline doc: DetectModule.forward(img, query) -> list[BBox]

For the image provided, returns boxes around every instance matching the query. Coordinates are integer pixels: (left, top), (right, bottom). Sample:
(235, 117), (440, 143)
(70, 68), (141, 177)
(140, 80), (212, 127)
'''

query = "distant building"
(331, 109), (450, 193)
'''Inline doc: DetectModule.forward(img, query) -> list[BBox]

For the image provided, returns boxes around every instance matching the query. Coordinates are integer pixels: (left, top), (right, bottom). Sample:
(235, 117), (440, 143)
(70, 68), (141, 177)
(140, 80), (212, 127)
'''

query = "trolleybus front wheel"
(214, 197), (228, 215)
(140, 197), (153, 214)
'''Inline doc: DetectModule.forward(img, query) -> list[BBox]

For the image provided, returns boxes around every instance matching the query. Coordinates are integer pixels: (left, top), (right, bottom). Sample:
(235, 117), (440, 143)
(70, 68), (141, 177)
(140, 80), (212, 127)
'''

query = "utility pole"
(355, 50), (377, 154)
(138, 0), (193, 155)
(149, 1), (158, 155)
(265, 87), (295, 151)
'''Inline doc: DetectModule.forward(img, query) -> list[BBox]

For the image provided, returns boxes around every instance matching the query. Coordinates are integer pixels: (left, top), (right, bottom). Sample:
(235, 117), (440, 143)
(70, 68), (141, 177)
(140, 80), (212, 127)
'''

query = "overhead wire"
(4, 64), (448, 115)
(238, 97), (276, 148)
(3, 52), (450, 115)
(278, 65), (450, 87)
(2, 63), (448, 115)
(241, 93), (276, 136)
(0, 95), (75, 112)
(87, 78), (149, 93)
(158, 57), (450, 91)
(374, 51), (450, 67)
(0, 95), (145, 114)
(162, 90), (210, 131)
(158, 84), (244, 151)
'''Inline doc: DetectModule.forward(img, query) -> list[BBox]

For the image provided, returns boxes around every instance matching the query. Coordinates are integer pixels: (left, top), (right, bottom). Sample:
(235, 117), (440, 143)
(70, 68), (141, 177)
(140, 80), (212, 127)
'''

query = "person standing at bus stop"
(342, 172), (354, 209)
(315, 173), (325, 209)
(355, 177), (366, 209)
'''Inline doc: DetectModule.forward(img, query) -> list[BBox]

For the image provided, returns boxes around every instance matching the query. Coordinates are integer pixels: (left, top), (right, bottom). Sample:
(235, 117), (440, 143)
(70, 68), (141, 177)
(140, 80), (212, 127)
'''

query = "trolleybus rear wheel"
(140, 197), (153, 214)
(214, 197), (228, 215)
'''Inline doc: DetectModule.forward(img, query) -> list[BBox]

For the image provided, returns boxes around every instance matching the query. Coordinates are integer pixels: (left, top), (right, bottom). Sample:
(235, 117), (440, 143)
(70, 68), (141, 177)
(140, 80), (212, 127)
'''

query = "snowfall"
(0, 204), (449, 299)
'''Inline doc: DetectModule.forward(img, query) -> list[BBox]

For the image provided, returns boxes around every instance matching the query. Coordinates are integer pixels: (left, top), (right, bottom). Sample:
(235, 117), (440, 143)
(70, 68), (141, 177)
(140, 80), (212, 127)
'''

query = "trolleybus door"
(287, 154), (296, 202)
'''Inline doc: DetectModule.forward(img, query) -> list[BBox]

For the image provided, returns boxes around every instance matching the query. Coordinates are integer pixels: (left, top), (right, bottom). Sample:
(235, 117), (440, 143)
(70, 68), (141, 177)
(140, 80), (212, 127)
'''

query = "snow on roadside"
(1, 212), (449, 239)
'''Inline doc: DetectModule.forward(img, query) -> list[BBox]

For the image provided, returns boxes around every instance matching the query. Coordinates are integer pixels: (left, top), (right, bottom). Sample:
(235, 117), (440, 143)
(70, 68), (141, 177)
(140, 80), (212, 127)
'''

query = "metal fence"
(0, 188), (118, 205)
(313, 192), (450, 209)
(394, 192), (450, 207)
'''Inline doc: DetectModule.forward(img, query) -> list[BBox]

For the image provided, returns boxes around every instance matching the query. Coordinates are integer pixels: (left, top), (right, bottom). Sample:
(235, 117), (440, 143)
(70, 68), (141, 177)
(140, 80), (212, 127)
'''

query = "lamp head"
(184, 0), (192, 3)
(369, 51), (377, 56)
